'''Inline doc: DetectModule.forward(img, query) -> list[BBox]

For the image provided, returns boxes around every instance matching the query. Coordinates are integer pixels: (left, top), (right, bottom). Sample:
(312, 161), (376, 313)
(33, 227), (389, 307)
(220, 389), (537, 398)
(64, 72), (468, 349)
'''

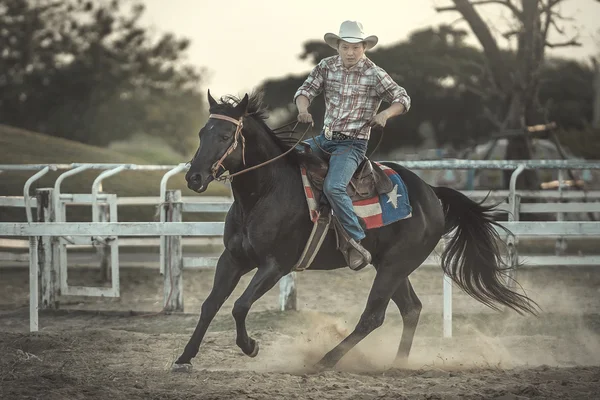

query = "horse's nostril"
(190, 173), (201, 183)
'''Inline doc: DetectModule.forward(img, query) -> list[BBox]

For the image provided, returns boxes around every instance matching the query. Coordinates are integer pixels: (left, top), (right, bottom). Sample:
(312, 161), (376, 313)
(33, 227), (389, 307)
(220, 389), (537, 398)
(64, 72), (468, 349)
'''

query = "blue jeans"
(303, 133), (368, 241)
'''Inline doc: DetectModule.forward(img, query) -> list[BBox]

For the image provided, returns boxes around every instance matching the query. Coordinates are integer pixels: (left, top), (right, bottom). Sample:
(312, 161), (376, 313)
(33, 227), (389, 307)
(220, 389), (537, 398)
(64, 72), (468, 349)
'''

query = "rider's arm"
(295, 95), (311, 114)
(293, 61), (325, 111)
(381, 102), (407, 120)
(374, 67), (411, 115)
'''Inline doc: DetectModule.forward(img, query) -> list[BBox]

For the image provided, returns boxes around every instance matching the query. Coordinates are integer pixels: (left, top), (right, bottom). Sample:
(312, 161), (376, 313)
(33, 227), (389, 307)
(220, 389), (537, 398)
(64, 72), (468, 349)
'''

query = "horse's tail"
(433, 186), (539, 316)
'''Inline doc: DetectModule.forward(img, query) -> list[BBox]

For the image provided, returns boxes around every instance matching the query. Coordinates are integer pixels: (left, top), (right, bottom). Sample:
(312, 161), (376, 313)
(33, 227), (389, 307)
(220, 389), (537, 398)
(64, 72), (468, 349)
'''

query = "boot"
(345, 238), (372, 271)
(331, 215), (372, 271)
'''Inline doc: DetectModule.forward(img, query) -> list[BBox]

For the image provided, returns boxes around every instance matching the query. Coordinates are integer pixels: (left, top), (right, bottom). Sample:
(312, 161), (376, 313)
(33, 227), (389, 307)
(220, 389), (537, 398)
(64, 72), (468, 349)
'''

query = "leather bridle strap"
(208, 113), (312, 182)
(209, 113), (246, 180)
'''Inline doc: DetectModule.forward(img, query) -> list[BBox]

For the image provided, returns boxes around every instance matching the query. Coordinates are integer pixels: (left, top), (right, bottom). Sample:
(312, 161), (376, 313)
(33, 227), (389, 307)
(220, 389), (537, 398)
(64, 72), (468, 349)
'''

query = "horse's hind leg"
(391, 277), (422, 367)
(232, 255), (284, 357)
(173, 250), (252, 370)
(316, 266), (401, 369)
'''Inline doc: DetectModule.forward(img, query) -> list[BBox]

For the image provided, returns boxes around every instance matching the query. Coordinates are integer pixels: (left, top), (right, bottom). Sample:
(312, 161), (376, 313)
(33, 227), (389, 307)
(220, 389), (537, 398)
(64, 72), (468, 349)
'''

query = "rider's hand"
(369, 112), (388, 128)
(298, 111), (314, 126)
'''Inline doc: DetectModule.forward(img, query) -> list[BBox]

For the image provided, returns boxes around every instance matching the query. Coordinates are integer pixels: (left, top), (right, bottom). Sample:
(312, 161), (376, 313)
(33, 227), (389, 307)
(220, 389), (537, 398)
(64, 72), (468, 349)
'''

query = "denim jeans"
(303, 133), (368, 241)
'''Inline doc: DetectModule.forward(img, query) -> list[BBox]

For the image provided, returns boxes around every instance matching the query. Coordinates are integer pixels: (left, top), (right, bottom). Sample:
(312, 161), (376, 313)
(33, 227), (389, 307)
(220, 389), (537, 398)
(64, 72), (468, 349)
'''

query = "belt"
(324, 126), (354, 140)
(331, 131), (354, 140)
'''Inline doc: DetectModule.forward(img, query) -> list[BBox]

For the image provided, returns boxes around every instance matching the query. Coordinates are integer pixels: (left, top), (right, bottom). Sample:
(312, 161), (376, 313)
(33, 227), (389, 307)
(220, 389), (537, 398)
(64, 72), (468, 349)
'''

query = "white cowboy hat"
(324, 20), (379, 50)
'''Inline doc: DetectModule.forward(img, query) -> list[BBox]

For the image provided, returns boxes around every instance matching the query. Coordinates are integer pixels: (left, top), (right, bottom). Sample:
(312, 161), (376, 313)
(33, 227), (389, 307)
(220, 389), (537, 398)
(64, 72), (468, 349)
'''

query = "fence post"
(97, 199), (111, 282)
(36, 188), (59, 309)
(506, 165), (524, 291)
(555, 169), (567, 256)
(441, 237), (452, 338)
(506, 194), (521, 290)
(279, 273), (297, 311)
(164, 190), (184, 312)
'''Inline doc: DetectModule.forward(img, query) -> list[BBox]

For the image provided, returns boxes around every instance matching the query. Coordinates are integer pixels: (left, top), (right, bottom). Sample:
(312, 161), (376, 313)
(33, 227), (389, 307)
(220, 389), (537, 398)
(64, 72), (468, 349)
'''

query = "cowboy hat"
(324, 20), (378, 50)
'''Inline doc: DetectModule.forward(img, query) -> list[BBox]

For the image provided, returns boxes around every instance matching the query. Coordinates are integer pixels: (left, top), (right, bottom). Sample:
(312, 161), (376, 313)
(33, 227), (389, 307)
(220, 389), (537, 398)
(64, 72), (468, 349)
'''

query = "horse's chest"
(225, 227), (255, 262)
(235, 211), (304, 262)
(225, 190), (308, 263)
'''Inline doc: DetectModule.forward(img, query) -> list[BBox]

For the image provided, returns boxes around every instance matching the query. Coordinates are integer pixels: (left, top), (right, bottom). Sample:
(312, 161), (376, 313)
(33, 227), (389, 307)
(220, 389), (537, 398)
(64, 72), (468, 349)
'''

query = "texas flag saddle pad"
(301, 162), (413, 230)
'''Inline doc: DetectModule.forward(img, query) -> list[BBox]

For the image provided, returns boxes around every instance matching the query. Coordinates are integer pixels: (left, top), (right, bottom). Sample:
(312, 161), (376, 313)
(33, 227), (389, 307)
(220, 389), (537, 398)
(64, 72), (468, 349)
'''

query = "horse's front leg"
(172, 249), (252, 371)
(232, 255), (285, 357)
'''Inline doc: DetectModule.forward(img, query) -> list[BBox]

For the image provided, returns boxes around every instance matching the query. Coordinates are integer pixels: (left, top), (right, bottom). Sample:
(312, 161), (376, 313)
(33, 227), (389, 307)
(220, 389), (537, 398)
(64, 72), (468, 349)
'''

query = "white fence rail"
(6, 221), (599, 238)
(2, 160), (600, 335)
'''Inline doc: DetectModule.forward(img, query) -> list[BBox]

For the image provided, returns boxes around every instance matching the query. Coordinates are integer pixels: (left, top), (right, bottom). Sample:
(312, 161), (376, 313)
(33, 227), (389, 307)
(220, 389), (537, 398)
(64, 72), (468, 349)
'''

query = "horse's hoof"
(313, 361), (330, 373)
(248, 341), (259, 358)
(171, 362), (193, 373)
(314, 355), (337, 372)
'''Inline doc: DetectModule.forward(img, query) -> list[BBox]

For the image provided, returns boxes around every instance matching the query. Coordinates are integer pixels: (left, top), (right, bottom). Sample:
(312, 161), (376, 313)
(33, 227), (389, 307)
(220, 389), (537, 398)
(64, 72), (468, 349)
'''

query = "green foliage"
(538, 58), (595, 130)
(555, 126), (600, 160)
(107, 133), (186, 165)
(0, 0), (206, 154)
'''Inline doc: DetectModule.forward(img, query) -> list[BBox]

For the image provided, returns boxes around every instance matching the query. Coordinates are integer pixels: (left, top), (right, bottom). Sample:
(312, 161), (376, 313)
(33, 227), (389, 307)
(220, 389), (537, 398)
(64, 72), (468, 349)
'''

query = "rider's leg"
(298, 131), (331, 212)
(321, 137), (371, 270)
(298, 132), (327, 159)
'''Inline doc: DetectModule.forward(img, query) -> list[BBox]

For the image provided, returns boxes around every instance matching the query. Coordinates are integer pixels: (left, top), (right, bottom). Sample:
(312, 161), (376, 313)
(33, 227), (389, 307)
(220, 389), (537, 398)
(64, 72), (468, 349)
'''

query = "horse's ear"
(207, 89), (217, 108)
(235, 93), (249, 115)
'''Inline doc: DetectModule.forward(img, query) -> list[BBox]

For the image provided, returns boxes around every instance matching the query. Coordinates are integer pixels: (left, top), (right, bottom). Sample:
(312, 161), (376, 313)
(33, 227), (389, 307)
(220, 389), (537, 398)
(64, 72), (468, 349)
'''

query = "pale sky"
(140, 0), (600, 97)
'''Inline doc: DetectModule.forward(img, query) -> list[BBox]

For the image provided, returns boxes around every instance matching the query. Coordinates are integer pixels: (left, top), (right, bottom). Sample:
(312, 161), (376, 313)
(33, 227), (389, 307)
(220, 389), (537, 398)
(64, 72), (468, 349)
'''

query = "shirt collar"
(332, 55), (367, 72)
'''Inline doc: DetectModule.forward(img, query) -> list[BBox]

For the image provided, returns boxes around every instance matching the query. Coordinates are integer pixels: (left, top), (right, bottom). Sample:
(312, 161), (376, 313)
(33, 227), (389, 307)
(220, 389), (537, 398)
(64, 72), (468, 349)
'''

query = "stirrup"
(293, 206), (332, 272)
(344, 239), (371, 271)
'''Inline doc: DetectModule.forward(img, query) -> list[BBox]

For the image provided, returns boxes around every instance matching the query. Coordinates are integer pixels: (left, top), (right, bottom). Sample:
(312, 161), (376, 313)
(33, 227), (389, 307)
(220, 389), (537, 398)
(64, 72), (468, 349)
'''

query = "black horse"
(174, 91), (537, 371)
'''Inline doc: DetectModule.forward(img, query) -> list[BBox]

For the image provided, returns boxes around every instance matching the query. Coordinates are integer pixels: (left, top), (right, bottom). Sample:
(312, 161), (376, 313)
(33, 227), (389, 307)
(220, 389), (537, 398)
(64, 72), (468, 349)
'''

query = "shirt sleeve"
(374, 67), (411, 113)
(293, 60), (325, 105)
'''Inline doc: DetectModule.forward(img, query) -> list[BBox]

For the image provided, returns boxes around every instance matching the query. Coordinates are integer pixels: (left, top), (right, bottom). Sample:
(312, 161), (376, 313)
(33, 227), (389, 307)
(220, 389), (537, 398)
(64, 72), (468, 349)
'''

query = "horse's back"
(376, 161), (446, 252)
(380, 161), (441, 210)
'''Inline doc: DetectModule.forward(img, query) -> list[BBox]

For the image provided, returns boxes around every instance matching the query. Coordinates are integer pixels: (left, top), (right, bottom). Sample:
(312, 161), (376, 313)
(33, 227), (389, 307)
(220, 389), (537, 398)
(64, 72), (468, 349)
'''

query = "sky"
(139, 0), (600, 97)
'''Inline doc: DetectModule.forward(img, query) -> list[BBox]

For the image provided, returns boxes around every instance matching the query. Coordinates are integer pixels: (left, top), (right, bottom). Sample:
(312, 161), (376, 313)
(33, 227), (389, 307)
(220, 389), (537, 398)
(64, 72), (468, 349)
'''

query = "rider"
(293, 20), (411, 271)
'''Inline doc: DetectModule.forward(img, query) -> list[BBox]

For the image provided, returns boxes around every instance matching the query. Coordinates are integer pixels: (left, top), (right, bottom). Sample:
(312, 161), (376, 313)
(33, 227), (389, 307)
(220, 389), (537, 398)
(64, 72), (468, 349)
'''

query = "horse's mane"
(213, 91), (323, 169)
(214, 91), (270, 122)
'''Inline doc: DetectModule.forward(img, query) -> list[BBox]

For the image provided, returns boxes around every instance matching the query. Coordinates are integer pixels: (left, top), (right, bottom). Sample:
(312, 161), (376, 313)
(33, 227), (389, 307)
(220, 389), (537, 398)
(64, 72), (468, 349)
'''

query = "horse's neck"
(230, 127), (297, 210)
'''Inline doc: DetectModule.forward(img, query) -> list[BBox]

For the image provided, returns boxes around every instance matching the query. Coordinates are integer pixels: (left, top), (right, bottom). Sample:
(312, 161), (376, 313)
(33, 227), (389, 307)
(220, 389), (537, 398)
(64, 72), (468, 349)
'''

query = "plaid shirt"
(293, 55), (411, 140)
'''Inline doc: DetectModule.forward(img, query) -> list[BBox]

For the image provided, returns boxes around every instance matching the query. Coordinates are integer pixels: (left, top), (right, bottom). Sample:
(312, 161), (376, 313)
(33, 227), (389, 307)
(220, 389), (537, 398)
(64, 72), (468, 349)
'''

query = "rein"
(208, 113), (311, 182)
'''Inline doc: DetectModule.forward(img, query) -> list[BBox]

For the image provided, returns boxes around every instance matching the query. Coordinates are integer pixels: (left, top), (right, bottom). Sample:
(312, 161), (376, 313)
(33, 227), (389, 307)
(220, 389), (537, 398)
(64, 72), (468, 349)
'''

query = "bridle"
(205, 113), (311, 182)
(208, 114), (246, 181)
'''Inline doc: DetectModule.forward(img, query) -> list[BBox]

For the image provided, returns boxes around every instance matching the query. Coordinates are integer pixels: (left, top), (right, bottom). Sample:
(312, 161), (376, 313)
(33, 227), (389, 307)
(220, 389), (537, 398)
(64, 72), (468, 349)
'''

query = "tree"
(553, 29), (600, 160)
(539, 58), (595, 130)
(0, 0), (206, 154)
(593, 29), (600, 129)
(435, 0), (592, 189)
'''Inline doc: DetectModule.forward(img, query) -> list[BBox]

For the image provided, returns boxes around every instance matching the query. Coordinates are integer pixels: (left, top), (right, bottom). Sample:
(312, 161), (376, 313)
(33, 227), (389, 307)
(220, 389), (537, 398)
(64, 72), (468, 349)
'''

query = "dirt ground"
(1, 258), (600, 399)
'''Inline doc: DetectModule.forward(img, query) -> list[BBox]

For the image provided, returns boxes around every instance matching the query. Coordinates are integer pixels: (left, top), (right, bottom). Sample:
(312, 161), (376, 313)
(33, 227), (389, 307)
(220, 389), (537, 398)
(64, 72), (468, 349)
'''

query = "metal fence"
(2, 160), (600, 335)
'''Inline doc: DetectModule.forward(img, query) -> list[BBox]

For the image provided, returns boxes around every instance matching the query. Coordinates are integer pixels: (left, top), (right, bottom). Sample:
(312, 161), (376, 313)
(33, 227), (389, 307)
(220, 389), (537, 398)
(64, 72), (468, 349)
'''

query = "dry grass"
(0, 124), (229, 222)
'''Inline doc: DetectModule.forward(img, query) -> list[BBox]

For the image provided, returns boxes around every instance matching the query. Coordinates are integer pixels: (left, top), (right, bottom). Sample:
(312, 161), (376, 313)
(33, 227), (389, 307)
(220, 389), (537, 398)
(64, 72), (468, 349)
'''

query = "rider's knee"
(323, 180), (346, 198)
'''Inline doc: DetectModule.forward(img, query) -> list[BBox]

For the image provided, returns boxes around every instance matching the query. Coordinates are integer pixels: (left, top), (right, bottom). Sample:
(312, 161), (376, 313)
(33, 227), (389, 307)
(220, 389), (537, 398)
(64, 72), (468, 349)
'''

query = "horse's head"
(186, 90), (249, 193)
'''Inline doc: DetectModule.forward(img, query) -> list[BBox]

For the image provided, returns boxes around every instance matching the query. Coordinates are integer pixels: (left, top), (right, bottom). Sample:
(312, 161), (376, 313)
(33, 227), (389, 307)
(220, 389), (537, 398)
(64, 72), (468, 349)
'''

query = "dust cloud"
(248, 270), (600, 375)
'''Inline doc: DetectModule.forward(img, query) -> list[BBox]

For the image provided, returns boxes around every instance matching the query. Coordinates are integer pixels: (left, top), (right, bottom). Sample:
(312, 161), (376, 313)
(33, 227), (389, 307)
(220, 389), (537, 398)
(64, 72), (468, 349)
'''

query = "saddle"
(292, 144), (394, 272)
(301, 147), (394, 201)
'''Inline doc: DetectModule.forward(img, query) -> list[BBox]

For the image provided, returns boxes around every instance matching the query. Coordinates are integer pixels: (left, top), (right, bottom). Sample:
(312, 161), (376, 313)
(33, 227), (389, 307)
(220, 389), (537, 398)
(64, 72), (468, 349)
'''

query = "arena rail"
(2, 160), (600, 335)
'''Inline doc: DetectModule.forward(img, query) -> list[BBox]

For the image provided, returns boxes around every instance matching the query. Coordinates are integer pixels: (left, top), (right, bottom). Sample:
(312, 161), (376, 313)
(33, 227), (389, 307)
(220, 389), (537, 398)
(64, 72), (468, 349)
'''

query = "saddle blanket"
(301, 162), (413, 230)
